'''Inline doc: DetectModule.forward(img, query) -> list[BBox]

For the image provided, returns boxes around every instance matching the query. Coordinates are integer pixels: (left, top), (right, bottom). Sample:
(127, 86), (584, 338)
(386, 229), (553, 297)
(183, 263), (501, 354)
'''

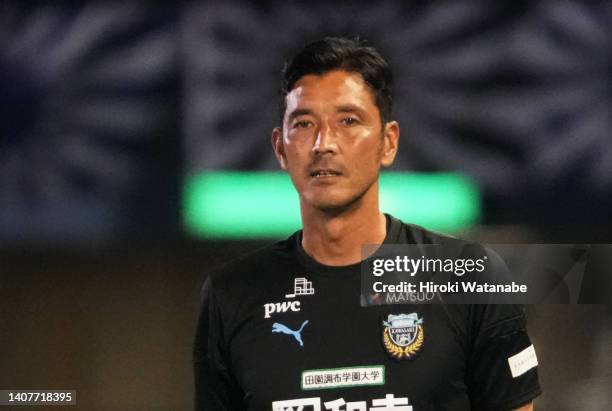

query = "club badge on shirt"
(382, 313), (424, 360)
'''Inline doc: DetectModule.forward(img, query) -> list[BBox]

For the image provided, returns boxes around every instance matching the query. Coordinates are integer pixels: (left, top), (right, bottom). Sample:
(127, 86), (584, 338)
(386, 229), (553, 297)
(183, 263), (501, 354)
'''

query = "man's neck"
(300, 191), (387, 266)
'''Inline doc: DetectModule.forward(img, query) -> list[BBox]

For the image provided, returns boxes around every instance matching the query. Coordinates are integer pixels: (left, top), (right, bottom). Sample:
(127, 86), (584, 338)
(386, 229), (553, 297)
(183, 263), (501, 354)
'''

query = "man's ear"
(271, 127), (288, 170)
(381, 121), (400, 167)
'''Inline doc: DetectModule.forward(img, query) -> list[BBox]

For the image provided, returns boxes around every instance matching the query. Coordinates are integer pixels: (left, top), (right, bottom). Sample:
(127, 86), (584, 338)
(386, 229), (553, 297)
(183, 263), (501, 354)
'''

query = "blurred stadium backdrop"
(1, 1), (611, 410)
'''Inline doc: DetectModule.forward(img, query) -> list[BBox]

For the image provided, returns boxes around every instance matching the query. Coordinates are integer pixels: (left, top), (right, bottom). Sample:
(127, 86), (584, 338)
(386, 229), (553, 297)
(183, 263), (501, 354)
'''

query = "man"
(194, 37), (541, 410)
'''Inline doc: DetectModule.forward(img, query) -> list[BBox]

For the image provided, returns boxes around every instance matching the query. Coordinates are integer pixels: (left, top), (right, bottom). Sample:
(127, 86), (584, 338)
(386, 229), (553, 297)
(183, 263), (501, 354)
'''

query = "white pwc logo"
(264, 278), (314, 319)
(264, 301), (301, 319)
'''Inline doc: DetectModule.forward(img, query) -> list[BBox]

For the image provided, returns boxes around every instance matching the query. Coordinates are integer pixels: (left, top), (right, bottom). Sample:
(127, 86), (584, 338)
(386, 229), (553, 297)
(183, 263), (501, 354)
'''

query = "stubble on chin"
(304, 179), (378, 215)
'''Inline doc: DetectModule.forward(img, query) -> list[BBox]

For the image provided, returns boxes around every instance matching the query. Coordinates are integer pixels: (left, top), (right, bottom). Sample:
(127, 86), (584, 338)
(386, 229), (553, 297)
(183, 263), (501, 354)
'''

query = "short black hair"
(280, 37), (393, 126)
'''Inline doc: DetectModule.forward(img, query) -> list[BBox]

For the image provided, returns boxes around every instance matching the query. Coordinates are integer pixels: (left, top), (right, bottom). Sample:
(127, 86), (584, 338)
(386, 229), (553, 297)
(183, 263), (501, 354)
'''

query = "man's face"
(272, 70), (399, 211)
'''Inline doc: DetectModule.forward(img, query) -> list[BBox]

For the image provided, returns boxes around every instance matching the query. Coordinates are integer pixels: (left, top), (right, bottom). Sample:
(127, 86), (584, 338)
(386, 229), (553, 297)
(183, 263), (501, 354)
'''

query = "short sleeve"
(193, 277), (245, 410)
(466, 304), (542, 410)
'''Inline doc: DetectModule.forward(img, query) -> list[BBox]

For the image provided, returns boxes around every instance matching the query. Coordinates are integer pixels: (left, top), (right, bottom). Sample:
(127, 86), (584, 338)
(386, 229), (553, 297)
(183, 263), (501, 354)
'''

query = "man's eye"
(294, 120), (312, 128)
(342, 117), (359, 126)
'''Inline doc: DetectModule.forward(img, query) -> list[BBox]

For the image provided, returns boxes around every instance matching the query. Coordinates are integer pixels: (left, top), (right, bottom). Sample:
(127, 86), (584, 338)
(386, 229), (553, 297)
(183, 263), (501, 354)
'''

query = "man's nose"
(312, 124), (338, 155)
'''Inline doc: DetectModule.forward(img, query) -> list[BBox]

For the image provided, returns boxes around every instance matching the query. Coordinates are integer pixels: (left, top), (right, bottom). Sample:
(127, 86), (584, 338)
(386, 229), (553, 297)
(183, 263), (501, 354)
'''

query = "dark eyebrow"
(335, 104), (365, 114)
(286, 104), (366, 121)
(287, 108), (314, 121)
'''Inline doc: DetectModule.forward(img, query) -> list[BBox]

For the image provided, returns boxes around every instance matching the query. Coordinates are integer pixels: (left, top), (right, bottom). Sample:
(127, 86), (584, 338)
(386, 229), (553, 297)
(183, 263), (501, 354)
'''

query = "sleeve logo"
(508, 344), (538, 378)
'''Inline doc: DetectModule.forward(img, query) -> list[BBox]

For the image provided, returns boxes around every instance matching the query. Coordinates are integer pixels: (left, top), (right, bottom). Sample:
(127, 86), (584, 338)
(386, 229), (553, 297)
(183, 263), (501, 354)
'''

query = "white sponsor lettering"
(272, 394), (412, 411)
(508, 344), (538, 378)
(272, 396), (321, 411)
(302, 366), (385, 390)
(264, 300), (301, 319)
(264, 277), (313, 319)
(324, 398), (367, 411)
(370, 394), (412, 410)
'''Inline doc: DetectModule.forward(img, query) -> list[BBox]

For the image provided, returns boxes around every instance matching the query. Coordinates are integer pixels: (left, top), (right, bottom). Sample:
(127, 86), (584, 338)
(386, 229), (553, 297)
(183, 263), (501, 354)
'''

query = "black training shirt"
(194, 215), (541, 410)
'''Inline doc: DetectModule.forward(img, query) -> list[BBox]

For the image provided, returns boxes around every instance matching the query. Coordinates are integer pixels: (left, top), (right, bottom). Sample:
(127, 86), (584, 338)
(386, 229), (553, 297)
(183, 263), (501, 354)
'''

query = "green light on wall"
(184, 172), (481, 239)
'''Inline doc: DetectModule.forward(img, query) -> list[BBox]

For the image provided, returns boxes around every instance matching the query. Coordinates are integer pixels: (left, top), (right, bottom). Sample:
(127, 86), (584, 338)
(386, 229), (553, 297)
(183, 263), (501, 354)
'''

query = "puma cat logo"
(272, 320), (309, 347)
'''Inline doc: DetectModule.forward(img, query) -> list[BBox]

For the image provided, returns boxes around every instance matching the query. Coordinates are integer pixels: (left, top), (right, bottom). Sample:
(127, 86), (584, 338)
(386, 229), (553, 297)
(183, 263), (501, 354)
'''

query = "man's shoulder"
(394, 216), (461, 245)
(206, 232), (299, 290)
(399, 217), (507, 267)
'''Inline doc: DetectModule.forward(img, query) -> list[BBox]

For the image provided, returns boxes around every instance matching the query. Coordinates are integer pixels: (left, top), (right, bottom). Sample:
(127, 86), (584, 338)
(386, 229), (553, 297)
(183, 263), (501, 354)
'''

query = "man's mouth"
(310, 169), (342, 178)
